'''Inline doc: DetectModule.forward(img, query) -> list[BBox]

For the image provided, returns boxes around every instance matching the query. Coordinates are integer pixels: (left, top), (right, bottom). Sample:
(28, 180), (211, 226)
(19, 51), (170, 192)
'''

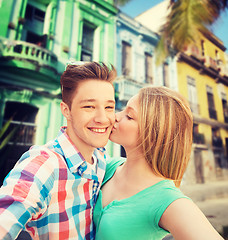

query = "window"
(3, 102), (38, 146)
(122, 41), (132, 76)
(212, 128), (222, 148)
(163, 63), (169, 87)
(26, 31), (47, 47)
(24, 4), (46, 47)
(81, 24), (95, 61)
(1, 102), (38, 185)
(25, 4), (45, 22)
(221, 93), (228, 123)
(206, 86), (217, 120)
(145, 53), (153, 83)
(193, 124), (205, 144)
(201, 40), (205, 57)
(81, 24), (94, 61)
(187, 76), (199, 114)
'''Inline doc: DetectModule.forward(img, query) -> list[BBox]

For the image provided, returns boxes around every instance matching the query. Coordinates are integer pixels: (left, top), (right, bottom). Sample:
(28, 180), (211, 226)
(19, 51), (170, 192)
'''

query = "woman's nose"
(115, 111), (121, 122)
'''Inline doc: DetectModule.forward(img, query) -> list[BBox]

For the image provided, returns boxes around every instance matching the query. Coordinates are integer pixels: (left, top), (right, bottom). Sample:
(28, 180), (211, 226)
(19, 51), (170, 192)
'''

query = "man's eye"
(106, 106), (115, 110)
(83, 106), (94, 109)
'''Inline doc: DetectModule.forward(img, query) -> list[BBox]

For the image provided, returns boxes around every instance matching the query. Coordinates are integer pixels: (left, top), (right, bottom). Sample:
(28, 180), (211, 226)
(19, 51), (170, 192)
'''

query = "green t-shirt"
(93, 157), (190, 240)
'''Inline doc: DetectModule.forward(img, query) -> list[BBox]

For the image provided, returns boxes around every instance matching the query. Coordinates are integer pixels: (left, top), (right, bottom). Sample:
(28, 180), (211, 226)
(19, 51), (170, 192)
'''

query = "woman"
(93, 86), (224, 240)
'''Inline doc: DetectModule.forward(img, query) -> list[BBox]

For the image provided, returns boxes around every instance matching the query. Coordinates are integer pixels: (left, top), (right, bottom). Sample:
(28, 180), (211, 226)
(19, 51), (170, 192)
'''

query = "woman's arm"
(159, 198), (224, 240)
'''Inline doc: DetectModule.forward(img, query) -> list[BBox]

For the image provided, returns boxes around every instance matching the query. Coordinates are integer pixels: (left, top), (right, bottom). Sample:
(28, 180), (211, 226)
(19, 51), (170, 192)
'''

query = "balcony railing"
(6, 121), (36, 146)
(0, 37), (58, 73)
(114, 77), (146, 102)
(185, 45), (203, 61)
(204, 56), (218, 70)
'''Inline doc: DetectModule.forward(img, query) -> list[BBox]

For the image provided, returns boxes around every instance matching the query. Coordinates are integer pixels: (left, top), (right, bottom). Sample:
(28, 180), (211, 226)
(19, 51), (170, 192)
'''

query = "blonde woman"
(93, 86), (224, 240)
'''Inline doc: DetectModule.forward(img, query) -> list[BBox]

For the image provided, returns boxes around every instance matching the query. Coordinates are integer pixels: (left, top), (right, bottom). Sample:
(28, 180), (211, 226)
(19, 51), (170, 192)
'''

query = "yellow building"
(177, 33), (228, 183)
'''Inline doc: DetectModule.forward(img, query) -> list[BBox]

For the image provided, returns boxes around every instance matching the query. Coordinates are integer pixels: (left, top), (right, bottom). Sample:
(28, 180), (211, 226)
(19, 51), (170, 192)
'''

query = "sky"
(120, 0), (228, 53)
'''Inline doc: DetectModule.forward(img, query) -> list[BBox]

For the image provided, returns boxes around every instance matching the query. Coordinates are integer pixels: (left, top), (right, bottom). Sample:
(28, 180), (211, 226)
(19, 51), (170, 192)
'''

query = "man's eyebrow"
(79, 99), (96, 104)
(79, 99), (115, 104)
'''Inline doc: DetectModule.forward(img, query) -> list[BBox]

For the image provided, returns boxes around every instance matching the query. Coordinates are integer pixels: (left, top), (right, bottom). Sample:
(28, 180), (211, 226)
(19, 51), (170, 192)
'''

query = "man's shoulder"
(18, 141), (64, 166)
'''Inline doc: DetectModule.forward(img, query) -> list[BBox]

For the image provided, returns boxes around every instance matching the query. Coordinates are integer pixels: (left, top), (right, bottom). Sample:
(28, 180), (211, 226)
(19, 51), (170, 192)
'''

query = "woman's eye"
(127, 115), (133, 120)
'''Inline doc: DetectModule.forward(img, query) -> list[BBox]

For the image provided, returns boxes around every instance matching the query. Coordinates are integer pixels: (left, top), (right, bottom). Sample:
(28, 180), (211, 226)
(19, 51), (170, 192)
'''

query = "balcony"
(185, 45), (204, 62)
(115, 76), (146, 103)
(7, 121), (36, 146)
(204, 56), (218, 71)
(0, 37), (59, 84)
(218, 64), (228, 77)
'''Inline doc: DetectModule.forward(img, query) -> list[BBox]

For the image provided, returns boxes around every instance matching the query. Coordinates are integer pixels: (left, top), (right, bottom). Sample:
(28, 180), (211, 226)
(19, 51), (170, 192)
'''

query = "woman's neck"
(120, 149), (163, 185)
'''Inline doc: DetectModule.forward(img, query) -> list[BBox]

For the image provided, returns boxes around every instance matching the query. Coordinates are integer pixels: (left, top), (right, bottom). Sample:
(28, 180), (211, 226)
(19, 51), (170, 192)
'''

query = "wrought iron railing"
(5, 121), (36, 146)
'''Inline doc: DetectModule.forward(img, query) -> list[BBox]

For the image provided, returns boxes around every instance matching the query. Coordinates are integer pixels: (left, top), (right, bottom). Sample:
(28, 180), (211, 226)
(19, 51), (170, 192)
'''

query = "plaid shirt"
(0, 127), (106, 240)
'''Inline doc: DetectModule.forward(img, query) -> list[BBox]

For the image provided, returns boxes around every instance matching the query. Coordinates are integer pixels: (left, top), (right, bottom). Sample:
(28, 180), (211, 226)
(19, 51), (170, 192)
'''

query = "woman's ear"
(60, 101), (71, 120)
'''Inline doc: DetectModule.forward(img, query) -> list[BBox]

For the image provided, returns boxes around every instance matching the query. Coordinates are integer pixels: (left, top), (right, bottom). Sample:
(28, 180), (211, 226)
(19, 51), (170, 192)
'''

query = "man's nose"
(94, 109), (109, 123)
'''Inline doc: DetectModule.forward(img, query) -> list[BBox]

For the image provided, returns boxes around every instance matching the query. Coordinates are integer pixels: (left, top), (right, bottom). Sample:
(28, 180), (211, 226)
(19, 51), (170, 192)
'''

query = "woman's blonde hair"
(138, 86), (193, 187)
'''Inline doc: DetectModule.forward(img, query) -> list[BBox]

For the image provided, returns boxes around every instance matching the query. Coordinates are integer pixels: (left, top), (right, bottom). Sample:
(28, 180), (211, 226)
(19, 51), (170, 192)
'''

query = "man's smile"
(88, 127), (108, 133)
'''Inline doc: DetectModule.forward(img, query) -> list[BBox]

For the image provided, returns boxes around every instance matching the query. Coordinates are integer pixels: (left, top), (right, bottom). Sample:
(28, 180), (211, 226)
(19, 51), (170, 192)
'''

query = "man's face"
(61, 79), (115, 155)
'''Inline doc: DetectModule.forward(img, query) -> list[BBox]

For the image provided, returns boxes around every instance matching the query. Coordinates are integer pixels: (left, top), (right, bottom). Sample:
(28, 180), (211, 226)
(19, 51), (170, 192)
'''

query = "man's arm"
(0, 149), (54, 239)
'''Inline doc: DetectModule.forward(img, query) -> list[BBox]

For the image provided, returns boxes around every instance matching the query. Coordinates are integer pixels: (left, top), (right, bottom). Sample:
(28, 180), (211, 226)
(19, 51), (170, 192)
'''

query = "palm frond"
(114, 0), (132, 7)
(156, 0), (227, 64)
(0, 117), (13, 139)
(0, 127), (17, 150)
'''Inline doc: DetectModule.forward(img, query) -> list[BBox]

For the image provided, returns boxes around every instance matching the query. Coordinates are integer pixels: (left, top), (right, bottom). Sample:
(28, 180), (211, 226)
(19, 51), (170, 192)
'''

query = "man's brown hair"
(60, 62), (117, 108)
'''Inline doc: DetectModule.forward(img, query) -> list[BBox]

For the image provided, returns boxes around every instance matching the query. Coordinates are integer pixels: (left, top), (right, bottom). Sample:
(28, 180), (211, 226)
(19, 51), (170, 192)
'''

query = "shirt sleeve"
(153, 184), (191, 229)
(0, 147), (55, 240)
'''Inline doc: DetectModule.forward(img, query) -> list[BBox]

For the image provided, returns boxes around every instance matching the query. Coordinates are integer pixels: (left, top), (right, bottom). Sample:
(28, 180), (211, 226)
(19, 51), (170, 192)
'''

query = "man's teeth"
(91, 128), (106, 133)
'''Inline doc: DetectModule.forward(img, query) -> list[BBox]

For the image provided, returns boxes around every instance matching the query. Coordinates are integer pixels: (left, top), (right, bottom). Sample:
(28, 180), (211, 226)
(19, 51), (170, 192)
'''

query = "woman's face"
(109, 94), (140, 149)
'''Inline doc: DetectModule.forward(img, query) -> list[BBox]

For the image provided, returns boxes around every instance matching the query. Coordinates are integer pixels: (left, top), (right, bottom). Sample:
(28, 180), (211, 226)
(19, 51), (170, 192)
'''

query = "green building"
(0, 0), (117, 184)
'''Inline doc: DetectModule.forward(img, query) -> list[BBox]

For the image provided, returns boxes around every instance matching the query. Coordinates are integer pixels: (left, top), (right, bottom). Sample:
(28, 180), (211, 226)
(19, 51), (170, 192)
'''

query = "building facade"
(112, 11), (178, 157)
(177, 33), (228, 183)
(136, 3), (228, 183)
(0, 0), (117, 185)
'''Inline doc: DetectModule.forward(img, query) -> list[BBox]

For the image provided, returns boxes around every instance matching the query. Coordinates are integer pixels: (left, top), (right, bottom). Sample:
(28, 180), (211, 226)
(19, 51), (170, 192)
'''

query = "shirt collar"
(55, 127), (106, 177)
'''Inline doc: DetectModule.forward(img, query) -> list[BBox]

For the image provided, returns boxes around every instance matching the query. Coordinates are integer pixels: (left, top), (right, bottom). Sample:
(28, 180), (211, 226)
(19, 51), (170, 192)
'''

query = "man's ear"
(60, 101), (71, 120)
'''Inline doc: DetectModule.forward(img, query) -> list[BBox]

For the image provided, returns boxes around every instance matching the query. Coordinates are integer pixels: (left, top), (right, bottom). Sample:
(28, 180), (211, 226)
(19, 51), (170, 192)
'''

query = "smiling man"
(0, 62), (116, 240)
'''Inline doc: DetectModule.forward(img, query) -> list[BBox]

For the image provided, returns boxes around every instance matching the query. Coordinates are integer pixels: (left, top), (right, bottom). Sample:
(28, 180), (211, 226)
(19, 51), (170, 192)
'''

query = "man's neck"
(65, 127), (95, 164)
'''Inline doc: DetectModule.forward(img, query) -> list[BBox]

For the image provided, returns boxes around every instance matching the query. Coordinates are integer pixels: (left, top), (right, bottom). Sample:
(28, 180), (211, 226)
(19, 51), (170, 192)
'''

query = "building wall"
(0, 0), (118, 184)
(124, 2), (228, 183)
(114, 11), (179, 156)
(54, 0), (117, 72)
(176, 33), (228, 183)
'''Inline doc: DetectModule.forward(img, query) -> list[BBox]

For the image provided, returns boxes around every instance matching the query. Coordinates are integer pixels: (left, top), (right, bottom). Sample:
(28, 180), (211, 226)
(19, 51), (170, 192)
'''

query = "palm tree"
(114, 0), (131, 6)
(156, 0), (228, 64)
(116, 0), (228, 64)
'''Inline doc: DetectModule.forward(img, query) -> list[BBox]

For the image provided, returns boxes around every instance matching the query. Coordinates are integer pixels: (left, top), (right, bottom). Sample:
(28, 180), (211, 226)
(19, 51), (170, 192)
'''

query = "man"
(0, 62), (116, 240)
